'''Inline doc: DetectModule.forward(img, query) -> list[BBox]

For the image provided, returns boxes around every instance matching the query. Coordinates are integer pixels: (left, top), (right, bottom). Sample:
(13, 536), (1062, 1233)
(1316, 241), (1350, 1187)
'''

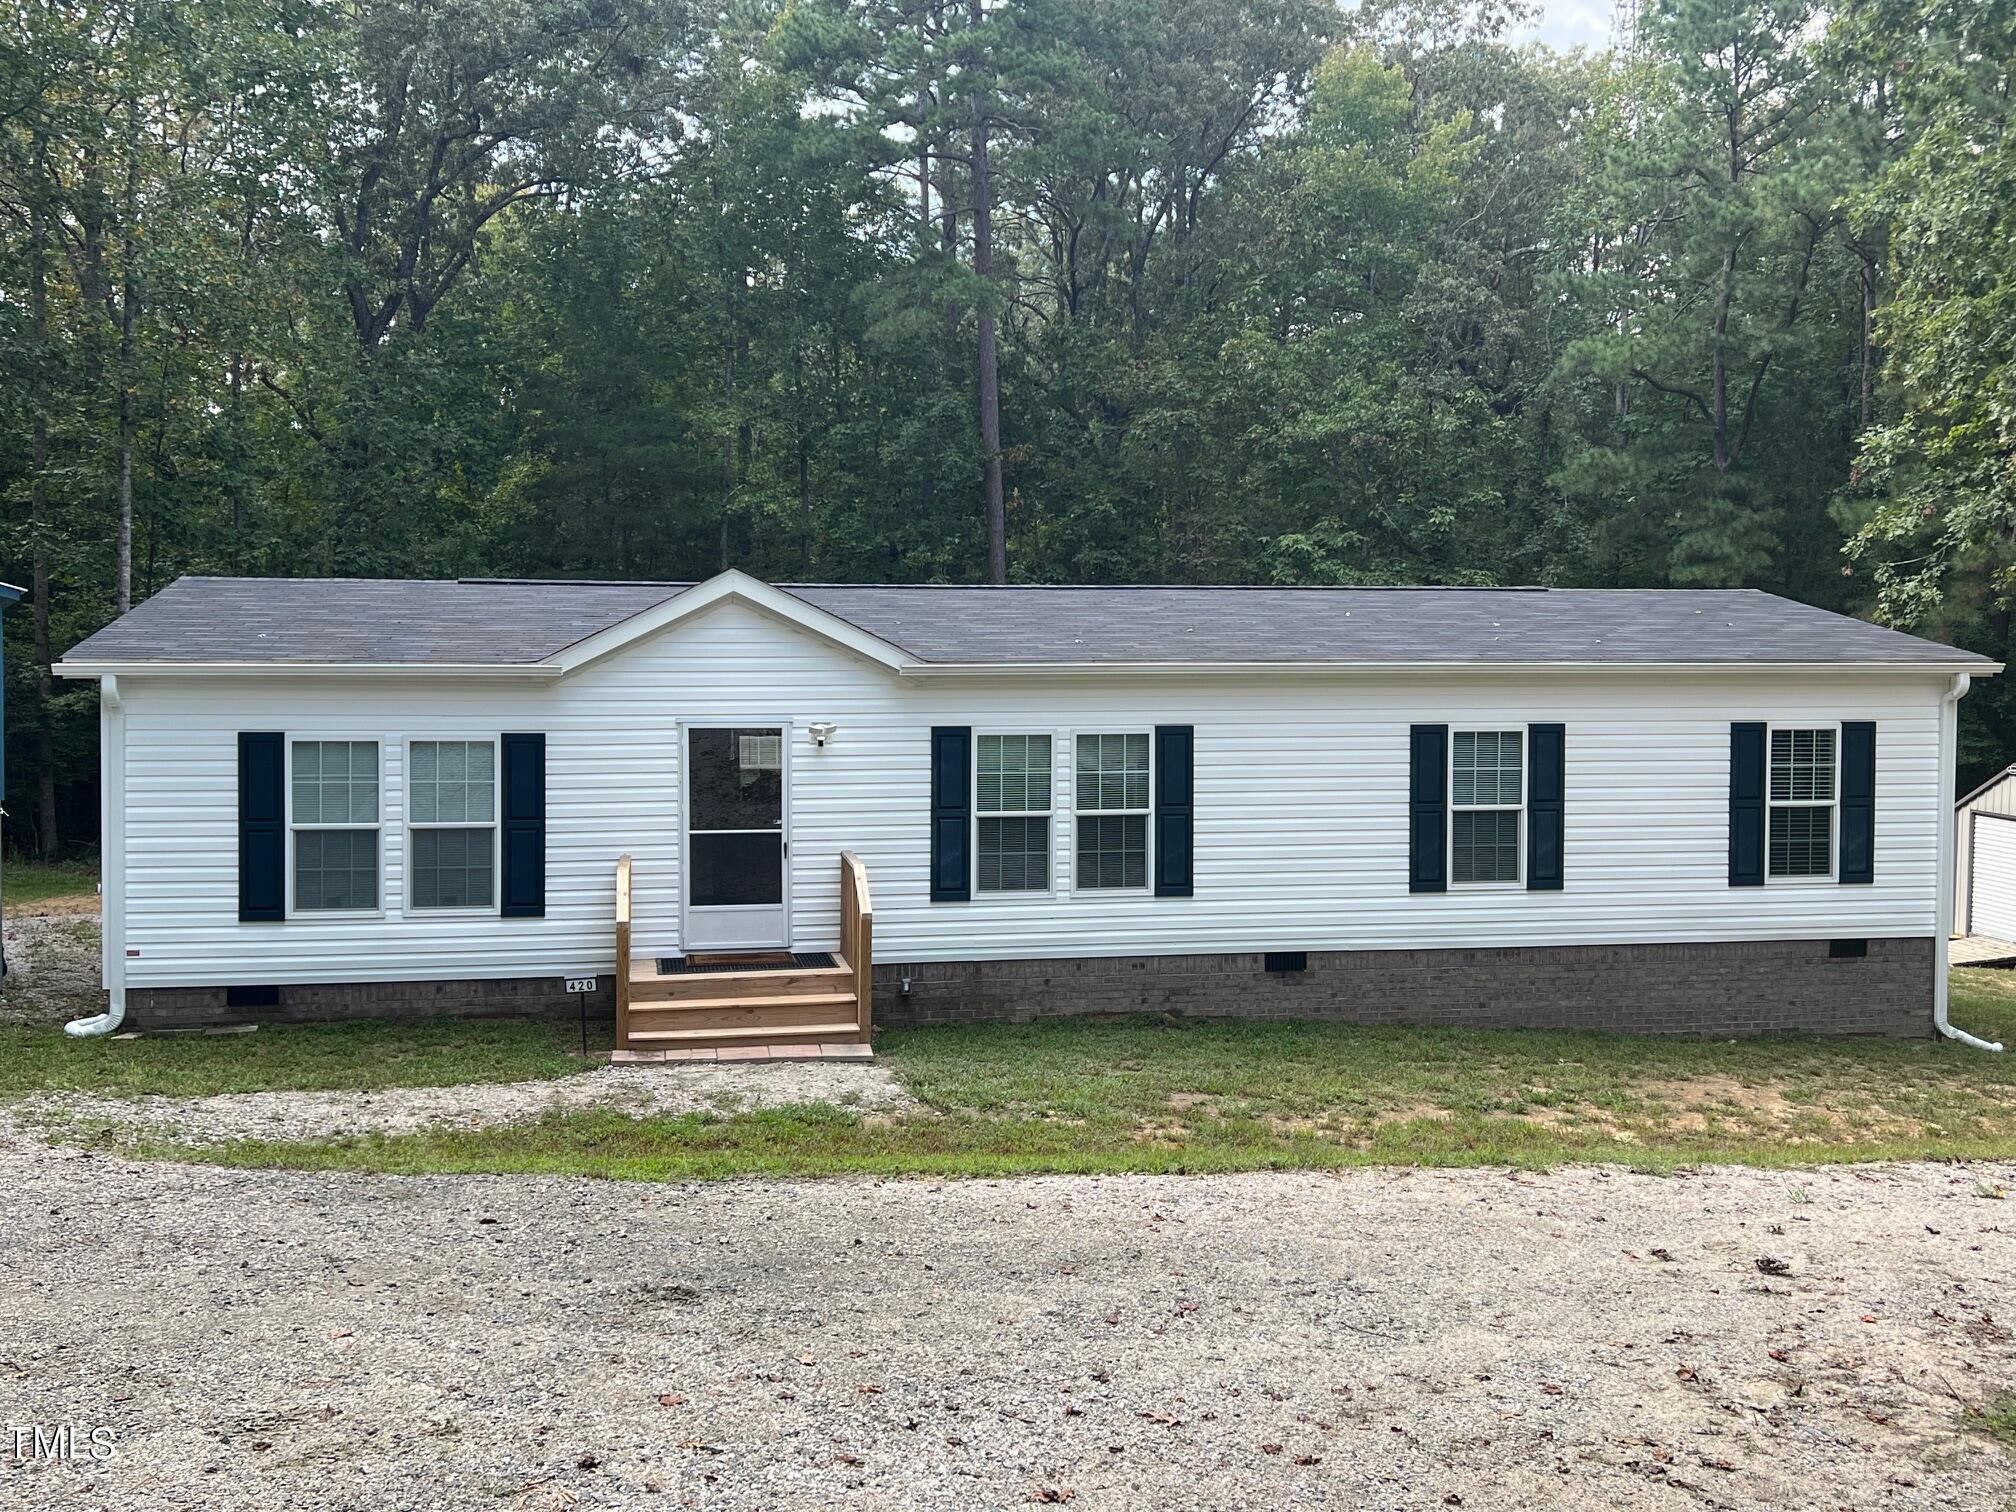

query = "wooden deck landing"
(612, 852), (874, 1053)
(1952, 934), (2016, 968)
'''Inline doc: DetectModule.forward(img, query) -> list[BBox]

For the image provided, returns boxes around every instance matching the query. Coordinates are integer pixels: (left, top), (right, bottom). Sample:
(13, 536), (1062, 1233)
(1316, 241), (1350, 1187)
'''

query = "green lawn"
(0, 1017), (603, 1098)
(82, 968), (2016, 1181)
(3, 856), (99, 911)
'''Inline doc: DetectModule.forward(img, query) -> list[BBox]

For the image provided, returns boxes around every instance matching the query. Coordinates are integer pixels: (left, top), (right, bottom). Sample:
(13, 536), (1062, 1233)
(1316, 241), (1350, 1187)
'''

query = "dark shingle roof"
(59, 575), (1994, 670)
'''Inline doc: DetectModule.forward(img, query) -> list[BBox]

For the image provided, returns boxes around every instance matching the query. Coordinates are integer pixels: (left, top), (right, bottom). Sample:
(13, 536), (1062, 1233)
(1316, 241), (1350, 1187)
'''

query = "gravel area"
(1, 1146), (2011, 1509)
(0, 912), (104, 1028)
(8, 1059), (920, 1147)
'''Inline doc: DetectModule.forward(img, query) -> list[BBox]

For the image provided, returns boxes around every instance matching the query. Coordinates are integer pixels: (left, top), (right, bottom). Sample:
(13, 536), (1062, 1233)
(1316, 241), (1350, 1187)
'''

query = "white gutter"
(53, 661), (561, 681)
(1935, 672), (2004, 1051)
(51, 657), (2001, 682)
(66, 676), (126, 1037)
(896, 659), (2002, 679)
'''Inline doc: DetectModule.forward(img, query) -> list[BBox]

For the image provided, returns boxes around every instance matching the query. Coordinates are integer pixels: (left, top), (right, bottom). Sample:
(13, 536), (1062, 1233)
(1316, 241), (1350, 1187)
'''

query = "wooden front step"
(629, 961), (854, 1005)
(613, 855), (874, 1053)
(627, 993), (859, 1037)
(625, 1022), (868, 1049)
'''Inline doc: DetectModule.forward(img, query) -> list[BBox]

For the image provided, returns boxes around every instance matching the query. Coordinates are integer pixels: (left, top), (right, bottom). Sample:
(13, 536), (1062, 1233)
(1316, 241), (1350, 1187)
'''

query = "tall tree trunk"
(719, 317), (736, 572)
(1858, 248), (1878, 433)
(969, 0), (1006, 584)
(115, 86), (141, 613)
(28, 136), (59, 855)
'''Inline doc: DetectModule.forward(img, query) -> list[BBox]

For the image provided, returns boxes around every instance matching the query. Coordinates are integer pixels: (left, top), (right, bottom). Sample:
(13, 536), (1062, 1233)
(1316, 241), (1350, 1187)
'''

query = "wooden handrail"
(614, 853), (633, 1050)
(839, 851), (873, 1037)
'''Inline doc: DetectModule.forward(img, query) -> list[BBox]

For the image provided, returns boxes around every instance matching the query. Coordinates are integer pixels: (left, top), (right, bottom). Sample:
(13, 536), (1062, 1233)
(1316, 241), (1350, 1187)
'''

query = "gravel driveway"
(3, 1142), (2012, 1510)
(10, 1060), (919, 1146)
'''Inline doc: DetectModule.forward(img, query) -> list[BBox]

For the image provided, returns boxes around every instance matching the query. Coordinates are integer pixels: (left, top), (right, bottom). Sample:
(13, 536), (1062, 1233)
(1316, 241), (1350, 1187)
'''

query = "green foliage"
(3, 0), (2013, 839)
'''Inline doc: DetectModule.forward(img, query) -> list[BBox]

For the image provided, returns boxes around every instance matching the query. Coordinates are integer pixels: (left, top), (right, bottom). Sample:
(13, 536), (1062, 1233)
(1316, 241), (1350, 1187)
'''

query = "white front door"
(683, 725), (790, 953)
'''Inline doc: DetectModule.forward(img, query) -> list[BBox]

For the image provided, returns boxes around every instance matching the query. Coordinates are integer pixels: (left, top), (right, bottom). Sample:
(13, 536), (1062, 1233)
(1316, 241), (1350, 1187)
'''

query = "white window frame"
(973, 730), (1055, 896)
(404, 735), (503, 915)
(286, 735), (384, 918)
(1448, 725), (1526, 890)
(1766, 720), (1840, 884)
(1072, 729), (1154, 894)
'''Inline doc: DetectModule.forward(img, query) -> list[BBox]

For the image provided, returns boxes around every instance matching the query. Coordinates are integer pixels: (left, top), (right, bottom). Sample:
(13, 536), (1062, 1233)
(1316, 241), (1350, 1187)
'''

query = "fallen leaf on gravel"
(1701, 1457), (1736, 1472)
(1540, 1384), (1564, 1396)
(1260, 1444), (1283, 1454)
(657, 1395), (686, 1408)
(1754, 1256), (1792, 1276)
(1063, 1406), (1084, 1417)
(577, 1454), (600, 1470)
(1676, 1367), (1698, 1382)
(1861, 1315), (1879, 1323)
(1028, 1488), (1075, 1503)
(1768, 1349), (1789, 1363)
(1140, 1411), (1183, 1426)
(1650, 1248), (1675, 1263)
(798, 1353), (817, 1366)
(1104, 1310), (1122, 1325)
(679, 1441), (722, 1455)
(835, 1452), (863, 1467)
(1293, 1455), (1321, 1466)
(857, 1385), (884, 1396)
(330, 1330), (352, 1340)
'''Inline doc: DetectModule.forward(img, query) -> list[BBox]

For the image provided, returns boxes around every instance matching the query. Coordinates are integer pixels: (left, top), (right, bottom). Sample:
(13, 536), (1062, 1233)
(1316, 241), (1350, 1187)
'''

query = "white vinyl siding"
(103, 599), (1952, 988)
(290, 740), (379, 912)
(1969, 816), (2016, 942)
(1768, 726), (1837, 880)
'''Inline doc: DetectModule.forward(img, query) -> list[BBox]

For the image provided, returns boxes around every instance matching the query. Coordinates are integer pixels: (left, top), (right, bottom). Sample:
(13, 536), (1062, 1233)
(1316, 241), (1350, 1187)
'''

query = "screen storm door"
(683, 725), (789, 951)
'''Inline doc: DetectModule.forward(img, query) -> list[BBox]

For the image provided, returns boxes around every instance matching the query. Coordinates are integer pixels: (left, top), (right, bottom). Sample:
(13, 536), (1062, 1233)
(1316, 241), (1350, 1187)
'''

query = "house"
(53, 570), (2003, 1049)
(1954, 764), (2016, 942)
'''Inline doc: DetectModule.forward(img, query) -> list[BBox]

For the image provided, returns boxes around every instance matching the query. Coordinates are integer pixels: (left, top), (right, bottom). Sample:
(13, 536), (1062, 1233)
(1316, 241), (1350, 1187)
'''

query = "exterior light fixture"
(808, 721), (838, 748)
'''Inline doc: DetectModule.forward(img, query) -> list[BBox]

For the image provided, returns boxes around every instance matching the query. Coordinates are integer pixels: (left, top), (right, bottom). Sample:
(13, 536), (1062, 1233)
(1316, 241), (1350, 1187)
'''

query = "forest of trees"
(2, 0), (2012, 855)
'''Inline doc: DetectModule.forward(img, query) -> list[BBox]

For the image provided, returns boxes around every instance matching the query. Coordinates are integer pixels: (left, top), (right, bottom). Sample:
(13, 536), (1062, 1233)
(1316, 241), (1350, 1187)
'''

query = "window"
(1450, 729), (1523, 885)
(410, 739), (497, 909)
(1768, 726), (1836, 879)
(291, 740), (379, 911)
(1075, 732), (1150, 889)
(976, 734), (1051, 892)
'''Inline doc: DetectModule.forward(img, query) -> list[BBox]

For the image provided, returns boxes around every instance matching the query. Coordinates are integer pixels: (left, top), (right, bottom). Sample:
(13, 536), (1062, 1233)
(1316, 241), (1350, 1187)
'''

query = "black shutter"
(238, 732), (285, 922)
(1153, 724), (1194, 898)
(1840, 720), (1875, 884)
(500, 732), (546, 917)
(1729, 722), (1766, 886)
(930, 726), (971, 902)
(1409, 724), (1448, 893)
(1527, 723), (1565, 891)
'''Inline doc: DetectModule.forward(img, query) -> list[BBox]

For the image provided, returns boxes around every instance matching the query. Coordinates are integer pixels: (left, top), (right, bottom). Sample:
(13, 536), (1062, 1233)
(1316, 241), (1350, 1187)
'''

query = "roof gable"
(548, 570), (918, 674)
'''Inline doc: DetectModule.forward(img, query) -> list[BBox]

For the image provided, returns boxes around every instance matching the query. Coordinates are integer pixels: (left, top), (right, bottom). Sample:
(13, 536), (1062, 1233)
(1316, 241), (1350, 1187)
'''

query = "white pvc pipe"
(64, 988), (125, 1038)
(1935, 672), (2003, 1051)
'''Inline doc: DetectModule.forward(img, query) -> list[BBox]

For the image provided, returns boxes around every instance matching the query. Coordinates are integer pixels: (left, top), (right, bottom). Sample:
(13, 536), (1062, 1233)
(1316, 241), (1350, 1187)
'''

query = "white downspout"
(1934, 672), (2003, 1051)
(66, 675), (125, 1038)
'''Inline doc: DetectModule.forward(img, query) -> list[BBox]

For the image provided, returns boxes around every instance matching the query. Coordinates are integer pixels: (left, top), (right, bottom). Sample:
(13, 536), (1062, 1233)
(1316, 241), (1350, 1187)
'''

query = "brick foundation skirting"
(870, 937), (1937, 1038)
(125, 936), (1935, 1038)
(126, 976), (614, 1032)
